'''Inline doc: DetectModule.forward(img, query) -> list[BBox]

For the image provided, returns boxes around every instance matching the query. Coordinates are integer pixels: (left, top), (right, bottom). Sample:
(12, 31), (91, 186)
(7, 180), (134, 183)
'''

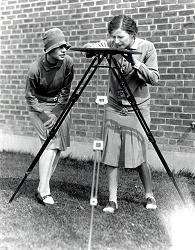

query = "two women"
(26, 15), (159, 212)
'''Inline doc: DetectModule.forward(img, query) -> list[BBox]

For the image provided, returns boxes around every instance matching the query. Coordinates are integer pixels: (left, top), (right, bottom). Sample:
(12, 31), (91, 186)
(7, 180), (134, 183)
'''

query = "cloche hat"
(42, 28), (71, 53)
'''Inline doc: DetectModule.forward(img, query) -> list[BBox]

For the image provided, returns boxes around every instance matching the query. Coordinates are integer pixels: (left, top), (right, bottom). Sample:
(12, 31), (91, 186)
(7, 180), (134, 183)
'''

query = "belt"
(35, 94), (58, 103)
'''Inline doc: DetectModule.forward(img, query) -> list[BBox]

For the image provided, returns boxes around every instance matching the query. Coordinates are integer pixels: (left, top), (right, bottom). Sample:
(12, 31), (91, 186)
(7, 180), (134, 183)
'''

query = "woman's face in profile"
(49, 45), (67, 61)
(110, 28), (135, 49)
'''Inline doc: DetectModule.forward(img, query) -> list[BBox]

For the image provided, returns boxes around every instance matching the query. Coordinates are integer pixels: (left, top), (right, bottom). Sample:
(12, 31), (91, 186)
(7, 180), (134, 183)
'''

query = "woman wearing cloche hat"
(25, 28), (74, 205)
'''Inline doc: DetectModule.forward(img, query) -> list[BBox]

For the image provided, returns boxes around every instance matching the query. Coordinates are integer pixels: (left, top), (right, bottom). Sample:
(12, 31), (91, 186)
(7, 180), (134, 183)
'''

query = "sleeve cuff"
(133, 60), (141, 69)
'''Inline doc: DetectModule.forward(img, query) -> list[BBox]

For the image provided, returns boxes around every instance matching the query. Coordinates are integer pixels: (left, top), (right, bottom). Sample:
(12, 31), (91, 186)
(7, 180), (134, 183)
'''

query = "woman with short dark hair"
(84, 15), (159, 213)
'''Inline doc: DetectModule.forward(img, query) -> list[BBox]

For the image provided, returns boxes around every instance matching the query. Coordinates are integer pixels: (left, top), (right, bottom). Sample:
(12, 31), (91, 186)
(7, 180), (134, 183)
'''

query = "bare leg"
(49, 149), (61, 179)
(38, 149), (58, 196)
(137, 162), (157, 209)
(103, 165), (119, 213)
(137, 162), (153, 198)
(107, 165), (118, 203)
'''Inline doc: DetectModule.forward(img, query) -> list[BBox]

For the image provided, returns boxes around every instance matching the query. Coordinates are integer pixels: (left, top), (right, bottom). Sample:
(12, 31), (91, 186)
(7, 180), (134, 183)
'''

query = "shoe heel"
(35, 192), (46, 206)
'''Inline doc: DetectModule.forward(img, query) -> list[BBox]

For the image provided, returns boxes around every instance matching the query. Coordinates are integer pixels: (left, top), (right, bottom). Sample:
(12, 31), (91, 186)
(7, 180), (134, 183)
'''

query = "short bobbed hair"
(108, 15), (138, 36)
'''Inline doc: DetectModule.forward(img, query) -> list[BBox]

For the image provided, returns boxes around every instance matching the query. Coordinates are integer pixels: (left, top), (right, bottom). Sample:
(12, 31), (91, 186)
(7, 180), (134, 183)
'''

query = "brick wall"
(0, 0), (195, 152)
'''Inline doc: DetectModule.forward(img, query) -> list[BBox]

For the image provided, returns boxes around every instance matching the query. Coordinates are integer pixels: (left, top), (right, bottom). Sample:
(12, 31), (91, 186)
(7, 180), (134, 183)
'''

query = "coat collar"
(40, 54), (63, 71)
(130, 38), (141, 50)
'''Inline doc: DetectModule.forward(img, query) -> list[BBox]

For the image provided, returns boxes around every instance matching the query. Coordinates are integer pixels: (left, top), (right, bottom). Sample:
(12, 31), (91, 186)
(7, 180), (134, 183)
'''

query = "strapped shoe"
(145, 197), (157, 210)
(35, 192), (54, 205)
(103, 201), (118, 214)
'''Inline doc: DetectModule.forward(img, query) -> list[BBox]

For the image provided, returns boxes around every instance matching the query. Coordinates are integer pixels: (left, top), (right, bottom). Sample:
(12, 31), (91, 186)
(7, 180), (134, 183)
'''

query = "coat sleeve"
(133, 43), (159, 85)
(52, 57), (74, 117)
(25, 63), (50, 123)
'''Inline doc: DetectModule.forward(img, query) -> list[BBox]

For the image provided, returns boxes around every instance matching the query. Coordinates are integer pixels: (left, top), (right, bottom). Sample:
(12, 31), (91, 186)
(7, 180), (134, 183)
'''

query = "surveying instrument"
(9, 47), (186, 250)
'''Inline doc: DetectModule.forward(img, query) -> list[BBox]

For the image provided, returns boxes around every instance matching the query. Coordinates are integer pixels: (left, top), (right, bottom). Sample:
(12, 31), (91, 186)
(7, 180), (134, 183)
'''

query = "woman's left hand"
(123, 53), (135, 66)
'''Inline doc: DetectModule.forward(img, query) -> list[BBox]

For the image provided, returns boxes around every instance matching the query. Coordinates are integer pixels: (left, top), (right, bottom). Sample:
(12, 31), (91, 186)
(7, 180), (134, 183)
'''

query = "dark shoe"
(145, 197), (157, 210)
(35, 192), (54, 205)
(103, 201), (118, 214)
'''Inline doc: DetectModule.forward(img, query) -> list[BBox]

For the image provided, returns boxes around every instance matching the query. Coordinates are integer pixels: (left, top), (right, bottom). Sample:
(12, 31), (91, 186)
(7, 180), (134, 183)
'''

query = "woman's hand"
(123, 53), (135, 66)
(83, 40), (108, 48)
(82, 40), (109, 57)
(95, 40), (109, 48)
(44, 114), (57, 130)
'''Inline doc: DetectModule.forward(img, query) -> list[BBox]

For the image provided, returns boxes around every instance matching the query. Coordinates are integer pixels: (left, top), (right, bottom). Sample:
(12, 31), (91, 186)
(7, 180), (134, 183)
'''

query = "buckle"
(120, 107), (128, 116)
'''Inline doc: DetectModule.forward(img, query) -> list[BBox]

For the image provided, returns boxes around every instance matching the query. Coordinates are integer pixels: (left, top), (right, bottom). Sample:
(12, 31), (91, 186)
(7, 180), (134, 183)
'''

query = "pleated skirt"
(29, 102), (70, 151)
(101, 105), (150, 168)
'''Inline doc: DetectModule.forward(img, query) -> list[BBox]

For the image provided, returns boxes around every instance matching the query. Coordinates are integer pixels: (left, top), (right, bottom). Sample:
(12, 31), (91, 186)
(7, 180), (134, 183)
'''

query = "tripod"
(9, 47), (185, 248)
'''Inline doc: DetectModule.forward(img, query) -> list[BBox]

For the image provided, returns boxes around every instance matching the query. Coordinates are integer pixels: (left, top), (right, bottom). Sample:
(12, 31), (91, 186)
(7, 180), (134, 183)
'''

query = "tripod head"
(70, 46), (142, 65)
(69, 46), (142, 56)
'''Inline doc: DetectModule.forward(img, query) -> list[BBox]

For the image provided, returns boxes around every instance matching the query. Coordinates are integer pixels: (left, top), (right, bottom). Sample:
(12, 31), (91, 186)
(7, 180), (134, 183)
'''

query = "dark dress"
(25, 54), (74, 150)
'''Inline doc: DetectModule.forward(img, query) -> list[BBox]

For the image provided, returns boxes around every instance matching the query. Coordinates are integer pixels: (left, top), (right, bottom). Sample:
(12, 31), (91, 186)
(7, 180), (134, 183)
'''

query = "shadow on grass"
(0, 176), (144, 209)
(2, 152), (190, 249)
(0, 177), (91, 201)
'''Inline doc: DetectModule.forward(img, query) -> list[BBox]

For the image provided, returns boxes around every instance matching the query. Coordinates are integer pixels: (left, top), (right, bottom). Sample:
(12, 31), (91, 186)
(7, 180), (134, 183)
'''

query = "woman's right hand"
(44, 114), (57, 130)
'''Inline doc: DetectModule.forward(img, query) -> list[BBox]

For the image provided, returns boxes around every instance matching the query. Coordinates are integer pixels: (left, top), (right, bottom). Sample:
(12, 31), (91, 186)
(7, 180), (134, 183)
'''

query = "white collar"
(131, 38), (140, 50)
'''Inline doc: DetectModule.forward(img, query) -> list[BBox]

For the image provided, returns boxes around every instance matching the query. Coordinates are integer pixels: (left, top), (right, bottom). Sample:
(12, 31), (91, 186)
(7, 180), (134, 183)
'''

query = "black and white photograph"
(0, 0), (195, 249)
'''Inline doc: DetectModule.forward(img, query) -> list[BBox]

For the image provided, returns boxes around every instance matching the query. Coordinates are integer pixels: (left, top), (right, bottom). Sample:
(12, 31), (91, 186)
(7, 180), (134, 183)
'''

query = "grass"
(0, 151), (195, 250)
